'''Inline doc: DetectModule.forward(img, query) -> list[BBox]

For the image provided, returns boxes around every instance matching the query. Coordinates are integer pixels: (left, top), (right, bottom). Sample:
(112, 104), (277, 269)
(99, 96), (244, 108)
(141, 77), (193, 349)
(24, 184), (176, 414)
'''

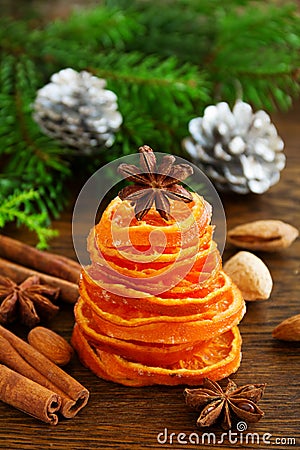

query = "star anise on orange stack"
(117, 145), (194, 221)
(184, 378), (266, 430)
(0, 275), (60, 328)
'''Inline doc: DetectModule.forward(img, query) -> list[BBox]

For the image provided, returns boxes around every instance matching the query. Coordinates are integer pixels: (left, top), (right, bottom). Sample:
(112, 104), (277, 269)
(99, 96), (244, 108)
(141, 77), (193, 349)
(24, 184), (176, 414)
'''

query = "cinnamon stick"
(0, 257), (79, 304)
(0, 234), (81, 283)
(0, 326), (89, 419)
(0, 364), (61, 425)
(0, 333), (75, 414)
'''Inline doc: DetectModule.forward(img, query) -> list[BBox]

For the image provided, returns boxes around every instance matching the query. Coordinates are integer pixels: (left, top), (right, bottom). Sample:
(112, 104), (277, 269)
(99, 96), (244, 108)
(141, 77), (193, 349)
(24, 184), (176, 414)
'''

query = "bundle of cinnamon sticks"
(0, 326), (89, 425)
(0, 234), (81, 303)
(0, 234), (89, 424)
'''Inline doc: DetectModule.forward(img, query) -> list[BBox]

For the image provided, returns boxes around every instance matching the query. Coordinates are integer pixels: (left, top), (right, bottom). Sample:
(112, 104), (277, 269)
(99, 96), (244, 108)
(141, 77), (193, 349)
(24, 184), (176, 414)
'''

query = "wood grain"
(0, 104), (299, 449)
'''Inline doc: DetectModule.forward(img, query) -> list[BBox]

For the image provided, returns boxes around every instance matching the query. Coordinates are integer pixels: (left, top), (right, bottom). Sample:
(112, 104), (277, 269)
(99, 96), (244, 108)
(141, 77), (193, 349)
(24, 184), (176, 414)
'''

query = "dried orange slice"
(86, 244), (220, 293)
(79, 274), (245, 344)
(89, 226), (214, 271)
(95, 194), (211, 250)
(75, 299), (212, 366)
(71, 324), (242, 387)
(82, 269), (231, 316)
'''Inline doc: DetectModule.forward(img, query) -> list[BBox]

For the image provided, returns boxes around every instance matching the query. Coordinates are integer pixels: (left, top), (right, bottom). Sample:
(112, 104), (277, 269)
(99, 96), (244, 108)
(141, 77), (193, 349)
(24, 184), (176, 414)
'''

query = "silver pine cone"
(183, 101), (285, 194)
(33, 68), (123, 154)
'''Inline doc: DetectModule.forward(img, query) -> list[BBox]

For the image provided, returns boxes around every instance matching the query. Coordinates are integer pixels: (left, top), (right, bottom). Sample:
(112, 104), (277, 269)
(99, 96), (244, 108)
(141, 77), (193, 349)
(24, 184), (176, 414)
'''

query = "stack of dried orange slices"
(72, 146), (245, 386)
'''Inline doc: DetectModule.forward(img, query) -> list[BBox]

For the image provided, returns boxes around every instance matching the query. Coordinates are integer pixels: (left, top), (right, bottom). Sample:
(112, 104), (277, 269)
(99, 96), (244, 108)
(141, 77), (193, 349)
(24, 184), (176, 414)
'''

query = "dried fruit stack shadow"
(72, 146), (246, 386)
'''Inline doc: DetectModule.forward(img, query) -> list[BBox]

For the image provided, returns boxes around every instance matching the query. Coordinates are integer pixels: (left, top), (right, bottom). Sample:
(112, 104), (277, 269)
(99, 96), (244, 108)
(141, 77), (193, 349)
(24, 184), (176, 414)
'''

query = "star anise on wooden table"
(118, 145), (194, 221)
(184, 378), (266, 430)
(0, 275), (60, 328)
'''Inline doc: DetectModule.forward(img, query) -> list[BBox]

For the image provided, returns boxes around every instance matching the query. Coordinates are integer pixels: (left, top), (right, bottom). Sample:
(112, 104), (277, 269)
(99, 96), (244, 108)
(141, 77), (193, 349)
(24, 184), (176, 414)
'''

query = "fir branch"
(42, 6), (140, 51)
(104, 0), (300, 110)
(0, 189), (58, 249)
(206, 3), (300, 109)
(88, 52), (210, 155)
(104, 0), (257, 63)
(105, 0), (218, 64)
(0, 55), (70, 246)
(29, 47), (209, 159)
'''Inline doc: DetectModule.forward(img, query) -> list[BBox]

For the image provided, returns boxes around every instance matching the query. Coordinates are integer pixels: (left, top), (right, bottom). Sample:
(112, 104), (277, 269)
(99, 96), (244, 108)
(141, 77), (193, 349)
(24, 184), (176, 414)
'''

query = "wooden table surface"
(0, 104), (299, 449)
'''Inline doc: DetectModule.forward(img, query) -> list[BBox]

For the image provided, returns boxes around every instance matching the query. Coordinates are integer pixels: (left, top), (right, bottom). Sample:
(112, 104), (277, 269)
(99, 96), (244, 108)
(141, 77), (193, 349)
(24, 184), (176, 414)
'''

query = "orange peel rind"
(72, 324), (242, 387)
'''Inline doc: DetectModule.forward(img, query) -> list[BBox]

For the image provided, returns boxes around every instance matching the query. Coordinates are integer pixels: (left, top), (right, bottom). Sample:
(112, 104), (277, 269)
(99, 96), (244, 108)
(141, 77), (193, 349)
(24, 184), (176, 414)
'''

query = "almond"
(227, 220), (299, 252)
(223, 251), (273, 301)
(272, 314), (300, 341)
(28, 326), (73, 366)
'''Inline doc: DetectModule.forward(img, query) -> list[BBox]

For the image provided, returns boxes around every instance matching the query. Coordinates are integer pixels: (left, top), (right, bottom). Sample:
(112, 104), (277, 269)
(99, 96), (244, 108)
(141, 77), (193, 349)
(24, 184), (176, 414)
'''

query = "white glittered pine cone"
(183, 101), (286, 194)
(33, 68), (123, 154)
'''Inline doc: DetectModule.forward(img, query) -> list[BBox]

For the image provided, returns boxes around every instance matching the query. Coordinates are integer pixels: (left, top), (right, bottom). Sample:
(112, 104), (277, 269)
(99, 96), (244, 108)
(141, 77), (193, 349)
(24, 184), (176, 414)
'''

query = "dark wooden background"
(0, 100), (299, 449)
(0, 1), (299, 447)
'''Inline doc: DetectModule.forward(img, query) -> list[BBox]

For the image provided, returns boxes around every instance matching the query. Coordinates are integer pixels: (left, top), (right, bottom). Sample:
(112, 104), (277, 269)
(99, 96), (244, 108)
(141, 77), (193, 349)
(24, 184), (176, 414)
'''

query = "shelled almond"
(227, 220), (298, 252)
(28, 327), (73, 366)
(272, 314), (300, 341)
